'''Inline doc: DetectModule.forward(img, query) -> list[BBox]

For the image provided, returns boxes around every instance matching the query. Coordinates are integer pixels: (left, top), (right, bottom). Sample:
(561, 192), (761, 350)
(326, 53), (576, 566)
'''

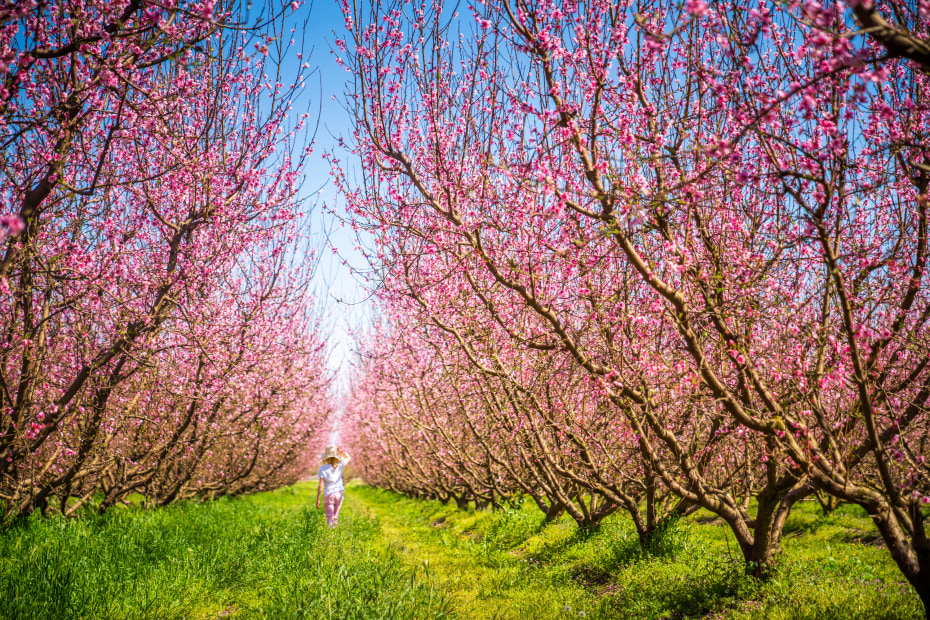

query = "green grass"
(347, 487), (924, 620)
(2, 482), (923, 619)
(0, 482), (452, 619)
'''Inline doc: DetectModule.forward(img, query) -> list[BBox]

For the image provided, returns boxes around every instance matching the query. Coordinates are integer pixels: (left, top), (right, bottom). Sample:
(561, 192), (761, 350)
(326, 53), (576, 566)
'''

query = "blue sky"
(285, 0), (372, 379)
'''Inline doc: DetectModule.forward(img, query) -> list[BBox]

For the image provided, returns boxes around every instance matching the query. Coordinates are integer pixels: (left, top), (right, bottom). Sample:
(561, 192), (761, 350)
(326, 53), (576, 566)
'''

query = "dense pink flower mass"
(333, 0), (930, 611)
(0, 1), (330, 517)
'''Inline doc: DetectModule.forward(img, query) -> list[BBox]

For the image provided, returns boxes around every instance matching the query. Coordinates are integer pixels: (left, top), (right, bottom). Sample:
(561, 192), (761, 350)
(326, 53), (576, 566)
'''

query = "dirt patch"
(845, 530), (885, 547)
(571, 564), (613, 588)
(462, 530), (484, 543)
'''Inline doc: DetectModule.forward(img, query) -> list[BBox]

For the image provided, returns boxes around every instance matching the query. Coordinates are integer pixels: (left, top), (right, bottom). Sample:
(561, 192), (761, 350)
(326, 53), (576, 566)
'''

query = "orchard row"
(334, 0), (930, 614)
(0, 2), (330, 520)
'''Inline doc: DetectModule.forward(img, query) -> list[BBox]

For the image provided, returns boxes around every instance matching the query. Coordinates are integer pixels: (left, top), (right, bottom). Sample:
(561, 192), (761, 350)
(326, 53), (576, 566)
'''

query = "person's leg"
(324, 493), (337, 527)
(331, 492), (344, 526)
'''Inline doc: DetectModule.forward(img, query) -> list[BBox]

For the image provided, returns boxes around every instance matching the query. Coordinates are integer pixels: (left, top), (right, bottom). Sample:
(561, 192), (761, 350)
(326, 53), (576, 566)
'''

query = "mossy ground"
(0, 482), (922, 619)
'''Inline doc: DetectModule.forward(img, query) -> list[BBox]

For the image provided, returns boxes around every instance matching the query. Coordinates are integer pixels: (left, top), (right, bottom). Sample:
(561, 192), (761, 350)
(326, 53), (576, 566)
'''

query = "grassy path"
(1, 481), (925, 619)
(0, 482), (453, 620)
(344, 486), (592, 619)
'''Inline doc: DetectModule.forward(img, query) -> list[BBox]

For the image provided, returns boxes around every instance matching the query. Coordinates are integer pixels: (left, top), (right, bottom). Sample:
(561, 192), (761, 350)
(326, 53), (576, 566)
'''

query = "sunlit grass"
(348, 486), (923, 620)
(2, 481), (921, 620)
(0, 482), (452, 620)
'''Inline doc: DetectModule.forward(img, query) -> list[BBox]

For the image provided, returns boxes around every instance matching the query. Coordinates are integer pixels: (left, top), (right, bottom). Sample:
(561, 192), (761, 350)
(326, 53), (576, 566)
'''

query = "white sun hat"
(320, 444), (340, 461)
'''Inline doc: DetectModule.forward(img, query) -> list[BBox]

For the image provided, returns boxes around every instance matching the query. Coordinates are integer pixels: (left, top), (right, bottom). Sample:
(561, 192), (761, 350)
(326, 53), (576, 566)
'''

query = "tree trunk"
(747, 491), (781, 578)
(815, 489), (843, 516)
(544, 500), (564, 523)
(745, 483), (808, 578)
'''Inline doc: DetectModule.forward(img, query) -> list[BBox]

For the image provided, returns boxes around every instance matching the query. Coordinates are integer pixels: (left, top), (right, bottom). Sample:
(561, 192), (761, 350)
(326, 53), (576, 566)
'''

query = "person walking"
(316, 445), (351, 527)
